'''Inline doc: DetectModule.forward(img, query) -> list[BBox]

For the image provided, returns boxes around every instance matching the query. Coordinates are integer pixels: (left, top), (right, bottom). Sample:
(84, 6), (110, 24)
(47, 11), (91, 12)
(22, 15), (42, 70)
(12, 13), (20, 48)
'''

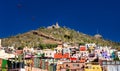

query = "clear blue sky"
(0, 0), (120, 42)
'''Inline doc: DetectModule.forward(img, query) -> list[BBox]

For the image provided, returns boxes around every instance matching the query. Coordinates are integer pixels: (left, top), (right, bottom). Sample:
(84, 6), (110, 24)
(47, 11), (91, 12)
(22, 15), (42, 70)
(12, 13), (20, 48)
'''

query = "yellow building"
(85, 64), (102, 71)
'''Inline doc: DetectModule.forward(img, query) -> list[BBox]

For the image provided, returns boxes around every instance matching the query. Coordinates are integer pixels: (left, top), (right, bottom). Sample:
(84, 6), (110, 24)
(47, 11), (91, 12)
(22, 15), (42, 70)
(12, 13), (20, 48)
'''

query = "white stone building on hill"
(47, 22), (60, 29)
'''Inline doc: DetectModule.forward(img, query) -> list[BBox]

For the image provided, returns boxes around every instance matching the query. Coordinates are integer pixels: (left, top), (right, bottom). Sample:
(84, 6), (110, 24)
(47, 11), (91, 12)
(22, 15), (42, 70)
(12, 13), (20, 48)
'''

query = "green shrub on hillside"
(38, 44), (57, 49)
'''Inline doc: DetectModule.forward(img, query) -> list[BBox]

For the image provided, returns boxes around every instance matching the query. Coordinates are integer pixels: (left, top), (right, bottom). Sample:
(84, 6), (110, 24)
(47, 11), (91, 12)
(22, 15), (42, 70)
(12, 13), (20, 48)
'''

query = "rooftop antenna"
(97, 28), (99, 34)
(96, 23), (100, 34)
(95, 25), (103, 46)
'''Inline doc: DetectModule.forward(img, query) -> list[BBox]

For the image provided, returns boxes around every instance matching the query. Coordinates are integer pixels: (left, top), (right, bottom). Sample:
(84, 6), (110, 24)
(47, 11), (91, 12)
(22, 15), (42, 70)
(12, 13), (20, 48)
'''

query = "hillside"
(1, 24), (120, 49)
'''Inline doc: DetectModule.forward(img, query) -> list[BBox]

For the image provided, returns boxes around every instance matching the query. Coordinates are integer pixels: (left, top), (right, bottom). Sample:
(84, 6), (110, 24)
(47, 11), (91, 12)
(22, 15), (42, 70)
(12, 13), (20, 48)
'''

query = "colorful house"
(101, 60), (120, 71)
(80, 46), (86, 51)
(43, 49), (55, 58)
(117, 51), (120, 59)
(57, 62), (85, 71)
(80, 58), (86, 63)
(54, 53), (70, 59)
(63, 48), (70, 54)
(85, 64), (102, 71)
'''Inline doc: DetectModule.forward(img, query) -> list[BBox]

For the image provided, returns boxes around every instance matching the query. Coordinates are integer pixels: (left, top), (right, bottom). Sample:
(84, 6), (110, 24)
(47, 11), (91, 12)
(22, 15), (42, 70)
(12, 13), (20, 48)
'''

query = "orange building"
(54, 53), (69, 59)
(80, 46), (86, 51)
(62, 53), (69, 58)
(80, 58), (86, 63)
(70, 57), (77, 61)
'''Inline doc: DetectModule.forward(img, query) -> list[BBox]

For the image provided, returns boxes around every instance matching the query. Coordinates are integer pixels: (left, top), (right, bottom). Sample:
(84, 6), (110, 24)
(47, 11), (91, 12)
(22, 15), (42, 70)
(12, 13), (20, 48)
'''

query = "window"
(88, 66), (92, 69)
(116, 61), (120, 64)
(66, 64), (69, 67)
(97, 67), (99, 69)
(55, 49), (57, 51)
(77, 64), (79, 67)
(93, 67), (95, 69)
(58, 50), (60, 53)
(102, 61), (107, 65)
(73, 64), (76, 66)
(118, 52), (120, 55)
(86, 66), (92, 69)
(107, 62), (111, 65)
(85, 66), (89, 69)
(111, 61), (115, 64)
(73, 64), (79, 67)
(73, 64), (75, 66)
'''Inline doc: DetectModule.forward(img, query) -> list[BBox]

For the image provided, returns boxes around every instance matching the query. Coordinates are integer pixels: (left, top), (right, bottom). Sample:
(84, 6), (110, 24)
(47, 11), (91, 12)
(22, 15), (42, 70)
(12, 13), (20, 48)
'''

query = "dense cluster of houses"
(0, 39), (120, 71)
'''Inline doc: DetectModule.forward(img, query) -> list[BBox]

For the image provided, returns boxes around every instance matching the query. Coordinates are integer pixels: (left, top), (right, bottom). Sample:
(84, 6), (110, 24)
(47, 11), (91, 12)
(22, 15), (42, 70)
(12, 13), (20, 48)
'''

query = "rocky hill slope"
(1, 25), (120, 49)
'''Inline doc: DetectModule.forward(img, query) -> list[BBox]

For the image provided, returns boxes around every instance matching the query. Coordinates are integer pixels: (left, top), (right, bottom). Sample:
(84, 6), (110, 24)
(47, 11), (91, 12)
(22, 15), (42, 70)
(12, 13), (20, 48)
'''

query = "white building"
(117, 51), (120, 59)
(85, 43), (96, 49)
(63, 48), (70, 54)
(43, 49), (55, 58)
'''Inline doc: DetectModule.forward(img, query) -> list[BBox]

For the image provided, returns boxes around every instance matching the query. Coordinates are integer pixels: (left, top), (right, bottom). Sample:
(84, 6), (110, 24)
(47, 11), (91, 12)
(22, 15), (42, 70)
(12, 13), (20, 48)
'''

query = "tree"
(66, 69), (70, 71)
(114, 56), (120, 61)
(39, 44), (46, 49)
(79, 42), (85, 46)
(18, 46), (23, 50)
(41, 53), (45, 58)
(18, 54), (23, 62)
